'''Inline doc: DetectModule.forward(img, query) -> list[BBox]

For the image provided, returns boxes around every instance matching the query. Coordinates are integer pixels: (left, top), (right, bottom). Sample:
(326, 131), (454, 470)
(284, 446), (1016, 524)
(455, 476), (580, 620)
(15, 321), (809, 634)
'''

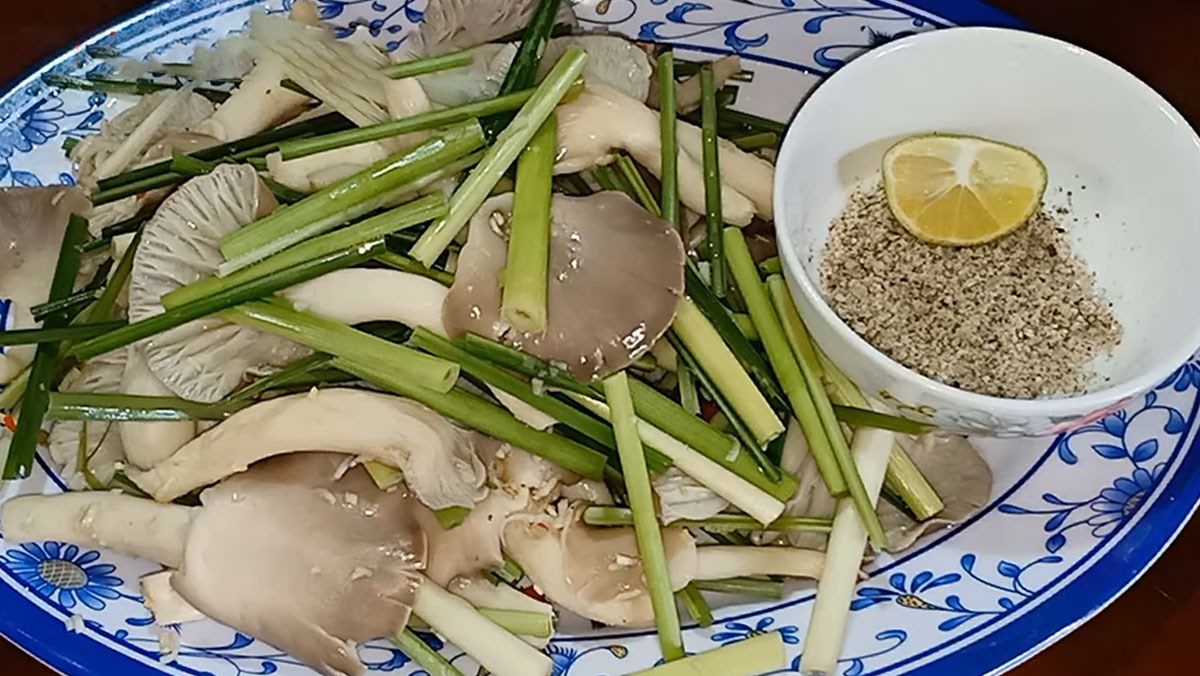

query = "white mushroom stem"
(280, 269), (450, 335)
(97, 87), (192, 179)
(266, 141), (390, 192)
(567, 393), (785, 525)
(120, 347), (198, 470)
(413, 575), (552, 676)
(198, 54), (310, 142)
(801, 427), (894, 675)
(693, 546), (824, 581)
(140, 571), (205, 625)
(383, 77), (434, 150)
(0, 493), (193, 568)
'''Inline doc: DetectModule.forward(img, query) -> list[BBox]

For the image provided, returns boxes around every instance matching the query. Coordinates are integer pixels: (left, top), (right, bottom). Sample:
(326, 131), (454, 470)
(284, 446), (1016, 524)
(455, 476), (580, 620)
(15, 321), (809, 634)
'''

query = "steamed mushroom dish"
(0, 1), (993, 674)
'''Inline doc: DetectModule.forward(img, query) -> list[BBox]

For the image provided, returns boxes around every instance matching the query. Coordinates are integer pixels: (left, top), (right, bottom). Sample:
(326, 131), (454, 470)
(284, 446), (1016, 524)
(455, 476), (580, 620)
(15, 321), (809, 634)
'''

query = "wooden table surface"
(2, 1), (1197, 674)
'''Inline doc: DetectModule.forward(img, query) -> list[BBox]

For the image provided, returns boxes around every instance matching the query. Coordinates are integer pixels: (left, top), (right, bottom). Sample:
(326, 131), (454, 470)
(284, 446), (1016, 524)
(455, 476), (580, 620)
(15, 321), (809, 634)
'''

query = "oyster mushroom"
(412, 0), (578, 56)
(654, 467), (729, 524)
(128, 164), (308, 403)
(0, 186), (91, 309)
(119, 346), (197, 470)
(47, 350), (129, 490)
(281, 268), (450, 333)
(129, 388), (487, 510)
(443, 191), (685, 382)
(416, 488), (528, 586)
(197, 53), (311, 142)
(554, 85), (775, 225)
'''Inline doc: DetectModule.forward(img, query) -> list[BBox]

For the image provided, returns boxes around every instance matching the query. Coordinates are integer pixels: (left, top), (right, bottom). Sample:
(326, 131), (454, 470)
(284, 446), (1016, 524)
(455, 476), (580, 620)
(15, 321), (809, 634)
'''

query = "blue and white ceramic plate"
(2, 1), (1197, 674)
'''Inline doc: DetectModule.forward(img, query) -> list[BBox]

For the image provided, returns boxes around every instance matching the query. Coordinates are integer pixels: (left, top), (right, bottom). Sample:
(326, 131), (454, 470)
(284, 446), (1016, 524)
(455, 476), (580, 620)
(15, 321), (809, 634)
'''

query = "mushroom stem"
(693, 546), (824, 581)
(0, 493), (194, 567)
(140, 571), (205, 625)
(413, 574), (552, 676)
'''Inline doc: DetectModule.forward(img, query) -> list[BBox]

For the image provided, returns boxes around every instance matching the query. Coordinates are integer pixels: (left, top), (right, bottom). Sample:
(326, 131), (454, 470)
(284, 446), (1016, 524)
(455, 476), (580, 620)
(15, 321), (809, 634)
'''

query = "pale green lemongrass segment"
(678, 584), (713, 627)
(500, 114), (556, 333)
(699, 65), (725, 296)
(390, 628), (464, 676)
(630, 632), (785, 676)
(582, 506), (831, 533)
(409, 47), (589, 267)
(693, 577), (784, 599)
(657, 50), (680, 232)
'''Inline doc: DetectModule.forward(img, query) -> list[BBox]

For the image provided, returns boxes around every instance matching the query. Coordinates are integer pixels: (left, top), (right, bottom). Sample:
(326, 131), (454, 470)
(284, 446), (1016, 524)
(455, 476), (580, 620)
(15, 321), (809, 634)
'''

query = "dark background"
(2, 1), (1197, 673)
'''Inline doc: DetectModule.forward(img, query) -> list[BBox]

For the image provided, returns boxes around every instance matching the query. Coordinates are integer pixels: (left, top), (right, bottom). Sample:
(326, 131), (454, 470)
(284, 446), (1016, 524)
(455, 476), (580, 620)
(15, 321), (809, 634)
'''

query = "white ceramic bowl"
(774, 27), (1200, 436)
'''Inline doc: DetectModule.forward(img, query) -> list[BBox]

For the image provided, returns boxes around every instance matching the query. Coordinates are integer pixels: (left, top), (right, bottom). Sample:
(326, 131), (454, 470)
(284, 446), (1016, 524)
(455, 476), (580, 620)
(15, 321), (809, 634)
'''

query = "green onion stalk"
(482, 0), (563, 138)
(657, 51), (681, 234)
(0, 322), (127, 348)
(409, 47), (589, 267)
(382, 50), (474, 79)
(376, 252), (455, 286)
(220, 123), (486, 271)
(582, 506), (832, 533)
(678, 585), (713, 627)
(4, 214), (88, 479)
(603, 371), (685, 662)
(692, 577), (783, 599)
(616, 155), (661, 216)
(391, 629), (463, 676)
(500, 114), (556, 333)
(699, 65), (726, 297)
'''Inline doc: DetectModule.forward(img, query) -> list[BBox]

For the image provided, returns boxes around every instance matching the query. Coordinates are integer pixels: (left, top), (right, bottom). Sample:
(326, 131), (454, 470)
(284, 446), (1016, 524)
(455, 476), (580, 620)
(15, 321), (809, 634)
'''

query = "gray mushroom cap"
(443, 192), (685, 382)
(412, 0), (578, 55)
(173, 453), (427, 676)
(0, 186), (91, 309)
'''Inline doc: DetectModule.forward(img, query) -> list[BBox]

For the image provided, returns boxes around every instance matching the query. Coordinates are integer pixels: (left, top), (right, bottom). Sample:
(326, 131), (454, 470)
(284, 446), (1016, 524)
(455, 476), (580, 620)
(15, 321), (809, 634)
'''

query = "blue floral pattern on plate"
(2, 2), (1199, 676)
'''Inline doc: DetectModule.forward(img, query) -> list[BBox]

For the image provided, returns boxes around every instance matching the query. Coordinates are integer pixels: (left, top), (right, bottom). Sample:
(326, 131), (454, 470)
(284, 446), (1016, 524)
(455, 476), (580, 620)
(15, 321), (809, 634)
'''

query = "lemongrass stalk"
(658, 51), (680, 233)
(365, 461), (404, 490)
(800, 427), (892, 675)
(391, 629), (463, 676)
(616, 155), (661, 216)
(694, 546), (823, 581)
(758, 255), (782, 276)
(833, 404), (931, 435)
(0, 322), (125, 347)
(383, 50), (473, 79)
(412, 576), (552, 676)
(679, 585), (714, 627)
(70, 241), (378, 361)
(672, 298), (783, 446)
(435, 506), (471, 530)
(699, 65), (725, 297)
(460, 333), (591, 394)
(731, 313), (758, 340)
(227, 353), (335, 403)
(333, 357), (607, 479)
(5, 214), (87, 479)
(724, 228), (847, 499)
(582, 506), (831, 533)
(0, 369), (30, 411)
(164, 194), (447, 308)
(603, 371), (684, 662)
(592, 164), (627, 193)
(220, 122), (484, 267)
(410, 47), (589, 267)
(376, 252), (455, 286)
(733, 132), (778, 152)
(475, 608), (554, 639)
(501, 114), (556, 333)
(764, 275), (821, 377)
(224, 301), (458, 393)
(678, 365), (700, 414)
(492, 557), (525, 586)
(693, 577), (783, 599)
(630, 633), (785, 676)
(568, 391), (785, 526)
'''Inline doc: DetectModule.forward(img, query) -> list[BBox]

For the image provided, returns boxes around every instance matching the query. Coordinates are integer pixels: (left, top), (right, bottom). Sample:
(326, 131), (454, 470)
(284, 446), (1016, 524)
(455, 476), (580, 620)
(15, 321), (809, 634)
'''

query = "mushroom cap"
(119, 345), (198, 471)
(129, 164), (308, 403)
(443, 192), (685, 382)
(412, 0), (578, 55)
(0, 186), (91, 309)
(48, 349), (129, 490)
(415, 487), (528, 586)
(541, 35), (652, 103)
(173, 452), (427, 676)
(881, 433), (992, 552)
(503, 507), (697, 627)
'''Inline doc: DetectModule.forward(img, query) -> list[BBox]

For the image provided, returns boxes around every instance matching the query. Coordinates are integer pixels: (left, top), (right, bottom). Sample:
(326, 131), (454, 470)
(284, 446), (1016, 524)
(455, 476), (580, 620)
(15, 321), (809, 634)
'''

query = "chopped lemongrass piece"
(679, 585), (714, 627)
(482, 0), (562, 137)
(224, 301), (459, 393)
(758, 256), (782, 276)
(48, 393), (234, 421)
(460, 333), (591, 394)
(724, 228), (846, 497)
(568, 391), (785, 526)
(616, 155), (661, 216)
(693, 577), (783, 599)
(699, 65), (726, 297)
(332, 357), (607, 479)
(382, 50), (473, 79)
(365, 461), (404, 490)
(801, 427), (893, 675)
(630, 632), (785, 676)
(0, 321), (125, 347)
(732, 132), (778, 152)
(603, 371), (685, 661)
(672, 298), (784, 447)
(406, 328), (618, 454)
(694, 546), (823, 580)
(592, 164), (627, 193)
(730, 312), (757, 340)
(582, 506), (831, 533)
(475, 608), (554, 638)
(5, 214), (88, 479)
(412, 576), (552, 676)
(435, 506), (472, 530)
(764, 275), (821, 376)
(220, 122), (485, 269)
(70, 241), (379, 361)
(409, 47), (589, 267)
(833, 404), (932, 435)
(658, 51), (681, 233)
(501, 114), (556, 333)
(164, 194), (447, 308)
(376, 252), (455, 286)
(227, 353), (336, 403)
(391, 628), (464, 676)
(492, 557), (525, 586)
(678, 365), (700, 414)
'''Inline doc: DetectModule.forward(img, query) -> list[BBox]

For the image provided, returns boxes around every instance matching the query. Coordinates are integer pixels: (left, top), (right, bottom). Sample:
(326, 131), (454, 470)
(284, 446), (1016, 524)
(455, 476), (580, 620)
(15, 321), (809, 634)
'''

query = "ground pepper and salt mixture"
(820, 185), (1122, 399)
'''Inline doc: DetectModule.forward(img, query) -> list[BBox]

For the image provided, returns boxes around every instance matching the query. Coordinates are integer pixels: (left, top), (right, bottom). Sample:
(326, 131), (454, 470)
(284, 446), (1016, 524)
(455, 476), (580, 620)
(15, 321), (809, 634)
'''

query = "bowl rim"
(774, 25), (1200, 418)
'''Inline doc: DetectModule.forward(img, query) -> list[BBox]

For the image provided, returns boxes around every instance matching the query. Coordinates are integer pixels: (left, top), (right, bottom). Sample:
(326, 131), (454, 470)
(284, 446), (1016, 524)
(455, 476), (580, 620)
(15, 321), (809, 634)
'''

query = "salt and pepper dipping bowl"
(774, 27), (1200, 436)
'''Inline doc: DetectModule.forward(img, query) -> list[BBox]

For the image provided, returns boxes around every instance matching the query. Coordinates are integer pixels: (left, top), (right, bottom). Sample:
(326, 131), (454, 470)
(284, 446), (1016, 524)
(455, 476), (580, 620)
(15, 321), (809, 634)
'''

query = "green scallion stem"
(91, 172), (184, 205)
(42, 74), (230, 102)
(409, 47), (589, 267)
(460, 333), (591, 394)
(376, 252), (455, 286)
(630, 632), (784, 676)
(332, 357), (608, 479)
(70, 241), (379, 362)
(679, 585), (714, 627)
(616, 155), (661, 217)
(833, 404), (932, 435)
(79, 212), (150, 254)
(732, 132), (778, 151)
(482, 0), (563, 137)
(165, 194), (447, 308)
(500, 114), (556, 333)
(47, 392), (234, 421)
(227, 353), (337, 404)
(30, 289), (99, 322)
(758, 256), (781, 276)
(225, 301), (458, 393)
(678, 365), (700, 414)
(699, 66), (725, 297)
(657, 51), (680, 233)
(0, 322), (126, 348)
(391, 629), (463, 676)
(582, 506), (832, 533)
(382, 50), (474, 79)
(724, 227), (847, 497)
(5, 214), (88, 479)
(692, 577), (784, 599)
(260, 175), (309, 204)
(220, 122), (486, 269)
(671, 298), (783, 447)
(603, 371), (684, 662)
(730, 312), (758, 340)
(592, 164), (628, 193)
